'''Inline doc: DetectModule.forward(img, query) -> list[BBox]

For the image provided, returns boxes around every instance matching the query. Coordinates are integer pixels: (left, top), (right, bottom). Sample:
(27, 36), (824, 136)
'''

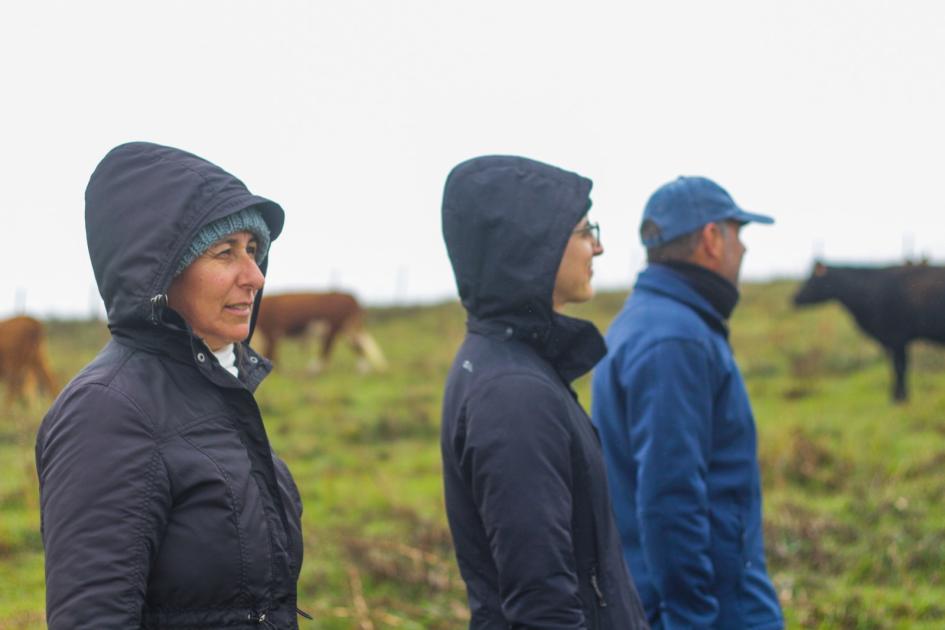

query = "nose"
(592, 239), (604, 257)
(239, 253), (265, 291)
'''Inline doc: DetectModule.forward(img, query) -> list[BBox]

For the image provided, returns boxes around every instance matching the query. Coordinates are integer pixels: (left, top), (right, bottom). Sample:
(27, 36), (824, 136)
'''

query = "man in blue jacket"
(592, 176), (784, 629)
(440, 155), (648, 629)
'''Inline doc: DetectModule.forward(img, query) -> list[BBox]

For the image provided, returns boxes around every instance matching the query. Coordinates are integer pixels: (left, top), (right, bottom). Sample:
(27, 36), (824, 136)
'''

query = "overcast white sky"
(3, 1), (944, 318)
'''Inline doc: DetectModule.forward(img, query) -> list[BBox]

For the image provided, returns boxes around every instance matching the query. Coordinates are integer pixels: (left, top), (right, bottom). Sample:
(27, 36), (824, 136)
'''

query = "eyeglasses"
(573, 221), (601, 245)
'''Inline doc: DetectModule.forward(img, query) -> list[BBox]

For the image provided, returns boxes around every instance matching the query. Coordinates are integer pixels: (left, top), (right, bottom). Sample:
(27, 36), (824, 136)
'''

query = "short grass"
(2, 280), (944, 629)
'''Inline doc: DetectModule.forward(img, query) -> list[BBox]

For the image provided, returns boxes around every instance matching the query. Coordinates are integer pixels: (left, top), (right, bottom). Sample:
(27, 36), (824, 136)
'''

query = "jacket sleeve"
(461, 373), (586, 629)
(622, 339), (718, 629)
(36, 383), (171, 630)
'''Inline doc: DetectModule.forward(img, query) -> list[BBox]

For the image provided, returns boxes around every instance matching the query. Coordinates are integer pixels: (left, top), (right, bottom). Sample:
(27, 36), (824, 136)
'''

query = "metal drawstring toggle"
(149, 294), (168, 325)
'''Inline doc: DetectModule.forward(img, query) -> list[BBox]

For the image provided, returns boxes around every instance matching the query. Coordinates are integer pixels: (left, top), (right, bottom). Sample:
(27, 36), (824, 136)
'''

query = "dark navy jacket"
(440, 155), (648, 629)
(591, 264), (783, 629)
(35, 142), (304, 629)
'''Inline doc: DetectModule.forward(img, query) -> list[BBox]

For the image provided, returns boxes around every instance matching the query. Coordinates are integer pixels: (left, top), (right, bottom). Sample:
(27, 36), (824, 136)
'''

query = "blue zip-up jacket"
(440, 155), (649, 629)
(591, 264), (783, 630)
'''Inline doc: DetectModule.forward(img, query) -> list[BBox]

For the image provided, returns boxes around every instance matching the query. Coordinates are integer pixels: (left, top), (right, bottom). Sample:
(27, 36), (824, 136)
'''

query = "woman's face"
(167, 230), (265, 351)
(552, 216), (604, 311)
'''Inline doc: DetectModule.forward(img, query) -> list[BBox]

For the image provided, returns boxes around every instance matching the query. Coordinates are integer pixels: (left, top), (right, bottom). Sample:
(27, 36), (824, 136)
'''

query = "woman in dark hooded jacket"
(440, 155), (648, 629)
(35, 142), (305, 629)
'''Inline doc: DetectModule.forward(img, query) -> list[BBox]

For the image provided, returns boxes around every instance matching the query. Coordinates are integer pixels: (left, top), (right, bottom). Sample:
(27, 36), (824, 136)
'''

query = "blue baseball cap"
(640, 176), (774, 247)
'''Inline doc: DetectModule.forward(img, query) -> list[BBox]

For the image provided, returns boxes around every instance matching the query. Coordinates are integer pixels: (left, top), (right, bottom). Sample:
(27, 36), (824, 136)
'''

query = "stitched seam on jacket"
(143, 154), (218, 299)
(178, 431), (250, 606)
(171, 410), (238, 437)
(85, 381), (162, 625)
(225, 411), (278, 609)
(125, 448), (163, 624)
(41, 378), (163, 625)
(466, 369), (566, 407)
(81, 344), (139, 395)
(97, 366), (160, 434)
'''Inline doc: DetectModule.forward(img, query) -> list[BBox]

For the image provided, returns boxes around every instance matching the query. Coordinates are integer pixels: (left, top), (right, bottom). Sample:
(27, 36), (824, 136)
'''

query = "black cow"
(793, 261), (945, 402)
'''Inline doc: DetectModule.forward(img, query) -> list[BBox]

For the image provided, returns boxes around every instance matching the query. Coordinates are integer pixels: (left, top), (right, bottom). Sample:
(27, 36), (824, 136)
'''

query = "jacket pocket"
(710, 509), (746, 595)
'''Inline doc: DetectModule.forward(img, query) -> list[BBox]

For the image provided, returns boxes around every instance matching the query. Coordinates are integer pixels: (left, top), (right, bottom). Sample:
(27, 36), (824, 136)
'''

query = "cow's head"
(793, 261), (833, 306)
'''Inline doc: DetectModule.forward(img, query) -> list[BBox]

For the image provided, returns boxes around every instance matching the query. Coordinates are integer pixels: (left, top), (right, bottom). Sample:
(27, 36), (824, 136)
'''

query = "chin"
(570, 290), (595, 306)
(221, 330), (250, 346)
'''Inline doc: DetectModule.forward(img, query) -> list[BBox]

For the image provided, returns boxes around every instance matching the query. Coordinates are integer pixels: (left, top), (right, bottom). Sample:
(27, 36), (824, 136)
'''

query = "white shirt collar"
(211, 343), (239, 378)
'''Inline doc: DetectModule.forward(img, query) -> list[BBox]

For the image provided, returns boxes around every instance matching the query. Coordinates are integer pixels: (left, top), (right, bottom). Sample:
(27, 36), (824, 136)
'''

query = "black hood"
(85, 142), (285, 334)
(442, 155), (604, 382)
(442, 155), (591, 323)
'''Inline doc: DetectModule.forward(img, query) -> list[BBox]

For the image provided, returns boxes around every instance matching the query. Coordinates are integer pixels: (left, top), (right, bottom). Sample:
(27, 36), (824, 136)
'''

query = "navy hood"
(442, 155), (592, 324)
(442, 155), (604, 382)
(85, 142), (285, 331)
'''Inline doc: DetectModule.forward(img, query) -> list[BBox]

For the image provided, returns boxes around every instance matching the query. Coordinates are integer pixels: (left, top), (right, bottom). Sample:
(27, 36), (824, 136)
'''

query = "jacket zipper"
(590, 565), (608, 608)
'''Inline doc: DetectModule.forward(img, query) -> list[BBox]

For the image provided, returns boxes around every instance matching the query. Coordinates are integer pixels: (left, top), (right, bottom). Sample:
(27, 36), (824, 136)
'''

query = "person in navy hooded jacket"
(440, 155), (648, 629)
(591, 176), (783, 629)
(36, 143), (305, 629)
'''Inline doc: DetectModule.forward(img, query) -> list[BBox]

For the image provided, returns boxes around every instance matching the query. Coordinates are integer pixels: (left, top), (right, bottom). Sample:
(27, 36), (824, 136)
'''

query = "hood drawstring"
(149, 293), (168, 325)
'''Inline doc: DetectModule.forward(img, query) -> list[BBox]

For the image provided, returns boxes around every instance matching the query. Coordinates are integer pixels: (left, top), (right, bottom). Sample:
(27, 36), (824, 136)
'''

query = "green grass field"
(2, 280), (944, 629)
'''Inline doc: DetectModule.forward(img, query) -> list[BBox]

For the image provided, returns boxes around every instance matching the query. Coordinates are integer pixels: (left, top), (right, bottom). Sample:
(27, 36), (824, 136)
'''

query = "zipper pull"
(590, 567), (608, 608)
(248, 609), (269, 624)
(297, 607), (314, 620)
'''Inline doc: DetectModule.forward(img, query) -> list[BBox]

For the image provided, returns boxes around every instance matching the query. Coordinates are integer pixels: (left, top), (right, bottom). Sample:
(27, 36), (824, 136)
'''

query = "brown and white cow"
(254, 292), (387, 373)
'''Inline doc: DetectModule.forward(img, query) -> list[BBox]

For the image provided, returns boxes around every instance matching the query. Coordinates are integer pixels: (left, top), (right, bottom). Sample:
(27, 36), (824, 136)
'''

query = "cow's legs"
(890, 344), (908, 403)
(349, 334), (370, 374)
(5, 368), (25, 406)
(300, 322), (328, 374)
(350, 332), (387, 373)
(32, 356), (57, 397)
(319, 327), (341, 367)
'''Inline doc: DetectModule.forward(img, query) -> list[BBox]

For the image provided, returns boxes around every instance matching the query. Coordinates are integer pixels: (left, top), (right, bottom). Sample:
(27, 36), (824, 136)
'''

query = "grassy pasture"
(2, 280), (944, 629)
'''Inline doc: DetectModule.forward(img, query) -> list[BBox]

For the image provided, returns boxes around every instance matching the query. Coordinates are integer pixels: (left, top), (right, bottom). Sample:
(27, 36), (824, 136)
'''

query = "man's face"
(717, 220), (747, 284)
(552, 216), (604, 310)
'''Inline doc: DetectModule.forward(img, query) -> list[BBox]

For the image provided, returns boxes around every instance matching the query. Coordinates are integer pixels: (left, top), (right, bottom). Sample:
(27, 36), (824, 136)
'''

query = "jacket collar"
(635, 264), (730, 339)
(110, 316), (272, 392)
(467, 310), (606, 384)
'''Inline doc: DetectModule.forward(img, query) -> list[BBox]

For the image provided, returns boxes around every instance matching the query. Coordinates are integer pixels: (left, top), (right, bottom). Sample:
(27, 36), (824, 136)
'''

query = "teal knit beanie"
(174, 206), (272, 276)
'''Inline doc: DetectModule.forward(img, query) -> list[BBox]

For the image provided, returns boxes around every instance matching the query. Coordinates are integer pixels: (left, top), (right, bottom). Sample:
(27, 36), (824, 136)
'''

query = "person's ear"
(699, 222), (724, 261)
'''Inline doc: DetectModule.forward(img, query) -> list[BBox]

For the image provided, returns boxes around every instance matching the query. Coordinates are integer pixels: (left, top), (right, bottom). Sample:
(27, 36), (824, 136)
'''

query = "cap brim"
(731, 208), (774, 225)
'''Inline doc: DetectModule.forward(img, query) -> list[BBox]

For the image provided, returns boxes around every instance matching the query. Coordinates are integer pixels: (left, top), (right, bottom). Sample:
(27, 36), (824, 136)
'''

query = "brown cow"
(0, 315), (58, 404)
(254, 292), (388, 373)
